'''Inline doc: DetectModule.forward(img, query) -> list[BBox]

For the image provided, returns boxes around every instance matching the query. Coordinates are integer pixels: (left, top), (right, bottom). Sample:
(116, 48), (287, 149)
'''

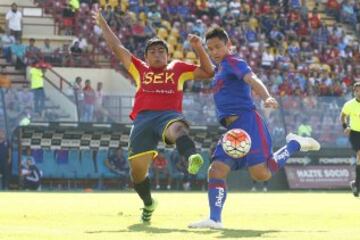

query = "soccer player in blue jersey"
(188, 27), (321, 229)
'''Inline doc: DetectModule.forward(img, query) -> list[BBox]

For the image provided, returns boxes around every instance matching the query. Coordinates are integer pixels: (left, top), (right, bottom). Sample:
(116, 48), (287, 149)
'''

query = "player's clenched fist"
(263, 97), (279, 109)
(187, 34), (203, 49)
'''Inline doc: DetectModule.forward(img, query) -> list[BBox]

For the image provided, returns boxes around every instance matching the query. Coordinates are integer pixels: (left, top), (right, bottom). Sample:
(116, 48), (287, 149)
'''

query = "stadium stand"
(0, 0), (359, 190)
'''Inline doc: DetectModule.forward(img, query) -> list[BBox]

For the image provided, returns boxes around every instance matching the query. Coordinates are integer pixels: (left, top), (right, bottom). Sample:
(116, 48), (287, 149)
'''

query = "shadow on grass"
(216, 228), (279, 239)
(86, 223), (279, 238)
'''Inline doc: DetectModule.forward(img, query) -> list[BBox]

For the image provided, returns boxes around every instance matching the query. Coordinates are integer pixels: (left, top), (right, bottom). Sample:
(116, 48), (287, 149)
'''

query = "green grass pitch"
(0, 192), (359, 240)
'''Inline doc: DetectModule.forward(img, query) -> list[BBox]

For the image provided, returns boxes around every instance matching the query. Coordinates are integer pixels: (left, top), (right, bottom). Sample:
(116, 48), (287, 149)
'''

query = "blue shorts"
(213, 110), (273, 171)
(128, 111), (187, 160)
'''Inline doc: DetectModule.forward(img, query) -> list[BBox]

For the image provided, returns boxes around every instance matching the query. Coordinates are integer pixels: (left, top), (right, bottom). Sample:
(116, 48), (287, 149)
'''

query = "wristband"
(342, 123), (348, 129)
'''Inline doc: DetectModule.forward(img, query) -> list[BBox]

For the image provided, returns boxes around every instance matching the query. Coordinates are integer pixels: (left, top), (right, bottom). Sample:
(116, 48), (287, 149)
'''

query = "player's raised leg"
(164, 121), (203, 174)
(266, 133), (320, 173)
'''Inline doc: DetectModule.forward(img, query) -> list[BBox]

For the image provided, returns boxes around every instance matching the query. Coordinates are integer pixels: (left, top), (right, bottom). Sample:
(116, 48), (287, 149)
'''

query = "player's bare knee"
(208, 167), (222, 179)
(174, 127), (188, 139)
(169, 122), (188, 137)
(129, 164), (145, 174)
(165, 124), (191, 146)
(129, 161), (151, 183)
(251, 171), (271, 181)
(249, 163), (272, 181)
(208, 161), (229, 179)
(130, 170), (147, 183)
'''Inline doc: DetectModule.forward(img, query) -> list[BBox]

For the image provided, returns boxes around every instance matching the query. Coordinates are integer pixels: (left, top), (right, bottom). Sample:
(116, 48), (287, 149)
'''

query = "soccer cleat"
(141, 198), (158, 223)
(188, 153), (204, 174)
(350, 180), (359, 197)
(188, 219), (224, 229)
(286, 133), (321, 152)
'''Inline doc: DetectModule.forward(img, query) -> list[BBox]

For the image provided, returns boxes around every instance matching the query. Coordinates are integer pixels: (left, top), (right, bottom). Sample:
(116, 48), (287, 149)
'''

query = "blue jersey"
(211, 55), (273, 170)
(212, 55), (255, 123)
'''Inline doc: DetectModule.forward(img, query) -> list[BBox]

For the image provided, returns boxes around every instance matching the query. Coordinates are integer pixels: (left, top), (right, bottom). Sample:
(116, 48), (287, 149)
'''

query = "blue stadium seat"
(55, 150), (70, 178)
(66, 149), (81, 179)
(42, 149), (58, 178)
(79, 149), (97, 178)
(96, 149), (117, 178)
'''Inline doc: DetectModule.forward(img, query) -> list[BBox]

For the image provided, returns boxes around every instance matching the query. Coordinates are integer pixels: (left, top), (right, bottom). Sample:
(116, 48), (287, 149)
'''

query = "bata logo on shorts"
(215, 187), (225, 207)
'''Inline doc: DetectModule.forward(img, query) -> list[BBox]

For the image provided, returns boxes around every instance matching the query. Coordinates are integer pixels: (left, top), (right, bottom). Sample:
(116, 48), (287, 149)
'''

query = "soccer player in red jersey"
(92, 10), (214, 222)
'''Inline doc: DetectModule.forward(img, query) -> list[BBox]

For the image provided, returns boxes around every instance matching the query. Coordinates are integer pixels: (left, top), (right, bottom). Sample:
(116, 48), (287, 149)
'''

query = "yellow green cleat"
(187, 153), (204, 175)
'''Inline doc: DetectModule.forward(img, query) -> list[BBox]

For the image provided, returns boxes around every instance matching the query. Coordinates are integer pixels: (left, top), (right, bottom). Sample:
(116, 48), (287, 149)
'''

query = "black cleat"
(350, 181), (359, 197)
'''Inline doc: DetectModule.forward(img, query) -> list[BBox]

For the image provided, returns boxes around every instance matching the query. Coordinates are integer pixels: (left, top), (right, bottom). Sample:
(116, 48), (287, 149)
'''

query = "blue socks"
(267, 140), (300, 173)
(207, 141), (300, 222)
(208, 178), (227, 222)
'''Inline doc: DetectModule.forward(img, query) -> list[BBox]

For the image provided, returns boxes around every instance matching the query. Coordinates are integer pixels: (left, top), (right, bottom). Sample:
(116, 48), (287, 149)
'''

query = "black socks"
(134, 177), (152, 206)
(175, 135), (196, 160)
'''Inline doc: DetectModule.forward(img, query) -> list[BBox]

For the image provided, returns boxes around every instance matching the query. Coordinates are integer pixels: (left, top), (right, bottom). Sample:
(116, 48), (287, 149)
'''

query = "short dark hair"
(145, 38), (168, 55)
(205, 27), (229, 43)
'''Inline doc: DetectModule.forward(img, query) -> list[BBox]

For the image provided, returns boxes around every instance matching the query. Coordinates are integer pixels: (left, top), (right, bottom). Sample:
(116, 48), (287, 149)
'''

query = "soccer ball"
(221, 128), (251, 158)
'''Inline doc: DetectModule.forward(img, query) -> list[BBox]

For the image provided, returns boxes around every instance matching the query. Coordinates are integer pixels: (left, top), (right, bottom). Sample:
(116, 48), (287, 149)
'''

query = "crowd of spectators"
(181, 91), (349, 148)
(3, 0), (359, 190)
(59, 0), (357, 148)
(82, 0), (357, 148)
(3, 0), (360, 99)
(56, 0), (360, 98)
(2, 0), (360, 148)
(30, 0), (360, 105)
(1, 2), (96, 69)
(0, 33), (95, 69)
(66, 76), (107, 122)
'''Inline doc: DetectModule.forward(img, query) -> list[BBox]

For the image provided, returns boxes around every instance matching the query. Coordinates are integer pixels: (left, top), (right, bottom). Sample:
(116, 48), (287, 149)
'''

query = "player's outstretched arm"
(244, 73), (279, 109)
(91, 9), (132, 70)
(188, 34), (215, 80)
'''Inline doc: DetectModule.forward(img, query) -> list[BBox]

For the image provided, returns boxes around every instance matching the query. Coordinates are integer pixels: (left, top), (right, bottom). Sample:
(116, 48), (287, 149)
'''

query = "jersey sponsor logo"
(142, 89), (175, 94)
(143, 72), (175, 85)
(215, 187), (225, 207)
